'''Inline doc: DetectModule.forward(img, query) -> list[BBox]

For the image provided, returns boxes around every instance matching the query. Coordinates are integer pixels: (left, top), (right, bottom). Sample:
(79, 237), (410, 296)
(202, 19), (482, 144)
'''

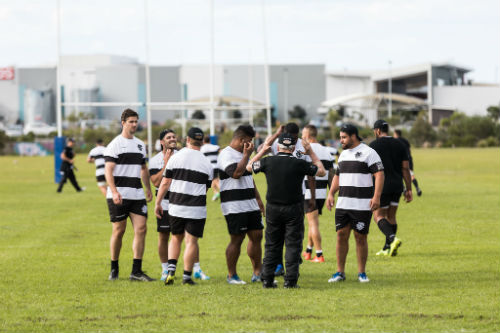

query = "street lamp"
(388, 60), (392, 119)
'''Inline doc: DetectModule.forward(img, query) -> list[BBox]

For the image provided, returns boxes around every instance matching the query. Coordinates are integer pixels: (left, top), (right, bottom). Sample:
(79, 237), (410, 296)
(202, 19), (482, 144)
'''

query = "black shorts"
(107, 199), (148, 223)
(157, 210), (170, 233)
(380, 192), (401, 208)
(224, 210), (264, 235)
(169, 215), (206, 238)
(213, 168), (219, 178)
(96, 175), (105, 182)
(304, 199), (326, 215)
(335, 209), (372, 234)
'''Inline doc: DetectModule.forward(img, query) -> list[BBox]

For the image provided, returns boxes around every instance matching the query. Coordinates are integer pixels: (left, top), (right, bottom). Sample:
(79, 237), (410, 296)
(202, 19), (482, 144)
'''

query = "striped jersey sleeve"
(88, 146), (106, 178)
(201, 143), (220, 167)
(335, 143), (383, 211)
(149, 151), (169, 210)
(304, 143), (335, 200)
(218, 146), (259, 216)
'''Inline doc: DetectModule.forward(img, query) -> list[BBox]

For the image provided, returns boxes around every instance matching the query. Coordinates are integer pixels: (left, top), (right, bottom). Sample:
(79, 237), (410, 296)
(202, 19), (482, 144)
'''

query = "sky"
(0, 0), (499, 82)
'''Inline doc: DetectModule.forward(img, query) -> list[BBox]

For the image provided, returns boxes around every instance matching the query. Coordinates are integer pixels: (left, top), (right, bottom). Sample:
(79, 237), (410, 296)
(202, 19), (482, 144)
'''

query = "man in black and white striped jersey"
(218, 125), (265, 285)
(201, 135), (221, 201)
(155, 127), (213, 285)
(326, 124), (384, 283)
(104, 109), (154, 282)
(87, 139), (107, 196)
(301, 125), (335, 263)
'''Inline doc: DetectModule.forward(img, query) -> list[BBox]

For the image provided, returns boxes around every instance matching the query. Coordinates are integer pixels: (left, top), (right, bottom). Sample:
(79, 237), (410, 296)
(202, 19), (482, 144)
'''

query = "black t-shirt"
(61, 146), (75, 169)
(252, 153), (318, 205)
(369, 137), (408, 194)
(397, 136), (413, 170)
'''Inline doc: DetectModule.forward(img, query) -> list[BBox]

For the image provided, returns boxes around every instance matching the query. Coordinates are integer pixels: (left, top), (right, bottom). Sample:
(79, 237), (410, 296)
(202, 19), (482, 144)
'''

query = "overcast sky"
(1, 0), (499, 82)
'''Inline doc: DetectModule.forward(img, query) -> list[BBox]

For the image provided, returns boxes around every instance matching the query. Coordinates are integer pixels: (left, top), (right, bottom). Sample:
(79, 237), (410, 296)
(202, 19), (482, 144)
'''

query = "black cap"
(278, 133), (297, 147)
(67, 137), (75, 142)
(373, 119), (389, 132)
(339, 124), (362, 141)
(187, 127), (204, 141)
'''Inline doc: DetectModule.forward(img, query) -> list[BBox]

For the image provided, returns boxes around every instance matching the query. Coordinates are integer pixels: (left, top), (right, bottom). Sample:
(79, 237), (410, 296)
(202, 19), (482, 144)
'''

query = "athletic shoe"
(284, 280), (299, 288)
(193, 269), (210, 280)
(182, 278), (196, 285)
(302, 251), (312, 260)
(311, 255), (325, 263)
(251, 274), (261, 283)
(417, 188), (422, 197)
(211, 192), (220, 201)
(389, 237), (402, 257)
(164, 271), (175, 285)
(328, 272), (346, 283)
(129, 271), (155, 282)
(160, 270), (169, 281)
(376, 249), (389, 256)
(358, 272), (370, 283)
(108, 269), (118, 281)
(262, 279), (278, 289)
(274, 264), (284, 276)
(227, 274), (247, 285)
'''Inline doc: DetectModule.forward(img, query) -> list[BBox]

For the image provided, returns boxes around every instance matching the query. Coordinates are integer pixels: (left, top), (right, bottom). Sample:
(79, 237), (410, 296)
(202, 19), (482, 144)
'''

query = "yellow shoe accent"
(389, 237), (402, 257)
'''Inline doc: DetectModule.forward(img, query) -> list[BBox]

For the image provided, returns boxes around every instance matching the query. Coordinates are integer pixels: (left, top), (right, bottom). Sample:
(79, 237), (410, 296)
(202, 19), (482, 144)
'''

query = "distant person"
(104, 108), (154, 282)
(323, 140), (340, 171)
(326, 124), (384, 283)
(155, 127), (213, 286)
(301, 125), (335, 263)
(218, 125), (265, 284)
(247, 131), (326, 288)
(369, 120), (412, 257)
(394, 129), (422, 196)
(57, 138), (84, 193)
(87, 139), (107, 196)
(201, 136), (221, 201)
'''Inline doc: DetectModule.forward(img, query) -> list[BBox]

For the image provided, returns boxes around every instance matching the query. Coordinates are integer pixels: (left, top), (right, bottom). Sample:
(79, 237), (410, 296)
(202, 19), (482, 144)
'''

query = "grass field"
(0, 148), (499, 332)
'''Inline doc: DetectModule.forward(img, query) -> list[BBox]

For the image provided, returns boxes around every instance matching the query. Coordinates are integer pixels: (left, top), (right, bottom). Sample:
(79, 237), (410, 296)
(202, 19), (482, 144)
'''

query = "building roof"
(372, 62), (472, 81)
(320, 92), (426, 112)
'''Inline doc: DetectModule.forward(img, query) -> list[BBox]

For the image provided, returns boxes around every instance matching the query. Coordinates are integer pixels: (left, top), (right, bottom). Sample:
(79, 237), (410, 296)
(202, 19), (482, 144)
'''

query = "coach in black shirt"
(57, 138), (83, 193)
(247, 132), (325, 288)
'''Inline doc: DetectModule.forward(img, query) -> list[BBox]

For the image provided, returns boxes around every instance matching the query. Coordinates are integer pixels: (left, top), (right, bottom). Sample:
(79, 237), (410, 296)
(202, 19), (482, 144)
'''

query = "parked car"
(23, 123), (57, 136)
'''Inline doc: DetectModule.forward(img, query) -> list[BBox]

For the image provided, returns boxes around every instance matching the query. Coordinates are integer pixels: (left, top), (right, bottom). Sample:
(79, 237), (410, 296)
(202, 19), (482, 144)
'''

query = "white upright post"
(144, 0), (153, 159)
(248, 62), (254, 126)
(283, 67), (288, 124)
(261, 0), (272, 136)
(388, 60), (392, 119)
(56, 0), (62, 137)
(209, 0), (215, 137)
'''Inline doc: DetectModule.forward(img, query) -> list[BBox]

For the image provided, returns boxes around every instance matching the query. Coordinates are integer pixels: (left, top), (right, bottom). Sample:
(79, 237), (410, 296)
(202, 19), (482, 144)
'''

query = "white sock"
(161, 262), (168, 271)
(194, 262), (201, 272)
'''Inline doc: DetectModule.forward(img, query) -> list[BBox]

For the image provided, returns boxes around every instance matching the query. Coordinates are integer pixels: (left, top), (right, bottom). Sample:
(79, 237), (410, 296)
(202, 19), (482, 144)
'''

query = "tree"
(487, 106), (500, 122)
(409, 110), (436, 147)
(191, 110), (206, 120)
(289, 105), (307, 122)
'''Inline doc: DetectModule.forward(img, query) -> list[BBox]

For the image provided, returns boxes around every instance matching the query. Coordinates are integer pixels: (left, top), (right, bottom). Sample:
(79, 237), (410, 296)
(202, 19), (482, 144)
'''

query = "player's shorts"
(157, 210), (170, 233)
(96, 175), (105, 182)
(169, 215), (206, 238)
(213, 168), (219, 178)
(224, 210), (264, 235)
(335, 209), (372, 234)
(380, 192), (401, 209)
(107, 199), (148, 222)
(304, 199), (326, 215)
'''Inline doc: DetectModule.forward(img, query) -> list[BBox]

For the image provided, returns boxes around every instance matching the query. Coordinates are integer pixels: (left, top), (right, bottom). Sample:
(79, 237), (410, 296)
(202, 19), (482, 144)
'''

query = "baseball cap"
(278, 133), (297, 147)
(339, 124), (362, 141)
(67, 137), (75, 143)
(187, 127), (204, 141)
(373, 119), (389, 131)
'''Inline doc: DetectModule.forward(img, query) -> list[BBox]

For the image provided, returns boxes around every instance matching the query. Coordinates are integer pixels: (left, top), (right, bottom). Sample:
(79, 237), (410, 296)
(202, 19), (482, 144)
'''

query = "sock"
(193, 262), (201, 272)
(392, 224), (398, 235)
(161, 262), (169, 272)
(306, 246), (313, 253)
(183, 270), (192, 280)
(377, 218), (395, 250)
(132, 258), (142, 274)
(167, 259), (177, 274)
(316, 250), (323, 258)
(111, 260), (119, 271)
(413, 179), (420, 189)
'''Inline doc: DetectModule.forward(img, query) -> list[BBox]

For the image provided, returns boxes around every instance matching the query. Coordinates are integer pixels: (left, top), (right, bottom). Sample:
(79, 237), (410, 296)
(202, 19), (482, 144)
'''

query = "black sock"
(413, 178), (420, 189)
(111, 260), (119, 271)
(316, 250), (323, 258)
(392, 224), (398, 235)
(378, 218), (395, 249)
(183, 270), (192, 280)
(167, 259), (177, 274)
(132, 258), (142, 274)
(306, 247), (313, 254)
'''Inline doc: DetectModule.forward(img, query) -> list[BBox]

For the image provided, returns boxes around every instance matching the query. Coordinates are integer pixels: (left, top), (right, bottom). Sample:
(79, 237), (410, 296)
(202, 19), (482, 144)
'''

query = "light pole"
(283, 67), (288, 123)
(388, 60), (392, 119)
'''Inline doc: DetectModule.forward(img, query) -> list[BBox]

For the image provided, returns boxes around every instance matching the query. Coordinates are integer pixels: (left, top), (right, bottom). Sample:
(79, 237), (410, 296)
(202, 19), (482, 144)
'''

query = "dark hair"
(96, 139), (103, 144)
(159, 129), (175, 140)
(395, 129), (402, 137)
(189, 137), (203, 147)
(233, 125), (256, 139)
(303, 124), (317, 138)
(121, 108), (138, 122)
(285, 122), (299, 135)
(203, 136), (210, 143)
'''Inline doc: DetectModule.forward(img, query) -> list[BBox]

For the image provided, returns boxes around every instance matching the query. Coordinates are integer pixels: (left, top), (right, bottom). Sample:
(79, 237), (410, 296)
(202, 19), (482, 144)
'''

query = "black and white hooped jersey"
(200, 143), (220, 167)
(149, 150), (177, 211)
(336, 143), (383, 211)
(88, 146), (106, 178)
(104, 135), (147, 200)
(303, 143), (335, 200)
(217, 146), (260, 216)
(163, 148), (213, 220)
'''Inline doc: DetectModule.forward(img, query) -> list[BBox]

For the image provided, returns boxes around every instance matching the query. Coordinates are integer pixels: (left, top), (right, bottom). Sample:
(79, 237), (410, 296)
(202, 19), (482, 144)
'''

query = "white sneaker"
(227, 274), (247, 285)
(358, 272), (370, 283)
(160, 270), (169, 281)
(193, 269), (210, 280)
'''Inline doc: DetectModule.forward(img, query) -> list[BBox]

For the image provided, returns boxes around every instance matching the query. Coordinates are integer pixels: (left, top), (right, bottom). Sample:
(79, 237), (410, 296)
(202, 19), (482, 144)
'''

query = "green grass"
(0, 148), (499, 332)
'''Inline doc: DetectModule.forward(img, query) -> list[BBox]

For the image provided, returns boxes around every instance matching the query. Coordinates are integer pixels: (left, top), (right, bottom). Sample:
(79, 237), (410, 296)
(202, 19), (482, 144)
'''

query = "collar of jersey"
(277, 152), (293, 156)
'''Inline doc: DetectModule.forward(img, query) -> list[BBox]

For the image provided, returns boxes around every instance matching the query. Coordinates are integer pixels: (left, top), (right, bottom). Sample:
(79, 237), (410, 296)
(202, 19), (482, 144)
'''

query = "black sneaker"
(108, 269), (119, 281)
(164, 271), (175, 285)
(129, 271), (155, 282)
(284, 280), (299, 288)
(182, 278), (196, 285)
(417, 188), (422, 197)
(262, 279), (278, 289)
